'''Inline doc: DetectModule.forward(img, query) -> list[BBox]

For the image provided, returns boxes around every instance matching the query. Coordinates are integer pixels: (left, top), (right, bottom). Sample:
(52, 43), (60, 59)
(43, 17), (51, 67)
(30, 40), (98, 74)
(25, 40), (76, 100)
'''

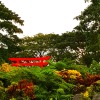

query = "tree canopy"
(15, 33), (75, 61)
(0, 1), (24, 62)
(73, 0), (100, 66)
(0, 0), (100, 66)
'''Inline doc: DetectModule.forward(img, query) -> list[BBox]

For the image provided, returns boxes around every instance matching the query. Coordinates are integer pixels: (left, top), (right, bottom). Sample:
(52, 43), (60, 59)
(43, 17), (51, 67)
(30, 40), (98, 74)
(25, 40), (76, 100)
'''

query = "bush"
(55, 61), (67, 70)
(0, 59), (100, 100)
(90, 60), (100, 74)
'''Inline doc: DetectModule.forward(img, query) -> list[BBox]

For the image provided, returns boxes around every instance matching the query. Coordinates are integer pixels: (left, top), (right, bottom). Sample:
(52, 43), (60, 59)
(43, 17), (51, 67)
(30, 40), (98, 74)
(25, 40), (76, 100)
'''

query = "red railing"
(9, 56), (51, 68)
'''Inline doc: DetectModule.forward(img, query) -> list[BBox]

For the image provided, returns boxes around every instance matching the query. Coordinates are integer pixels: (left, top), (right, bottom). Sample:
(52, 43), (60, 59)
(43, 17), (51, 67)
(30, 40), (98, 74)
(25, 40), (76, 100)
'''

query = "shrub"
(76, 73), (100, 86)
(90, 60), (100, 74)
(55, 69), (81, 85)
(7, 79), (35, 100)
(0, 63), (11, 72)
(0, 59), (100, 100)
(55, 61), (67, 70)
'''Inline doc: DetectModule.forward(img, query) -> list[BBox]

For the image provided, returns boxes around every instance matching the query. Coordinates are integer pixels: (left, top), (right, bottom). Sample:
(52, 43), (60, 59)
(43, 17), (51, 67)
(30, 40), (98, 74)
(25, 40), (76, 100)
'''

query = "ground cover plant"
(0, 59), (100, 100)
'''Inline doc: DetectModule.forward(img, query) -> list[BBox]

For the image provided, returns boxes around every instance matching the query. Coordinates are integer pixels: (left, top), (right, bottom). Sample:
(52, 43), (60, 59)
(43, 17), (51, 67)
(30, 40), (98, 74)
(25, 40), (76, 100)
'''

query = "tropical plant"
(0, 59), (100, 100)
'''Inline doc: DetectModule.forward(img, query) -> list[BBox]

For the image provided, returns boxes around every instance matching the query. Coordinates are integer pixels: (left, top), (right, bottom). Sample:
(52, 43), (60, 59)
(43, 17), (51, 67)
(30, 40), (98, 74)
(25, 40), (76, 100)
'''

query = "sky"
(1, 0), (90, 38)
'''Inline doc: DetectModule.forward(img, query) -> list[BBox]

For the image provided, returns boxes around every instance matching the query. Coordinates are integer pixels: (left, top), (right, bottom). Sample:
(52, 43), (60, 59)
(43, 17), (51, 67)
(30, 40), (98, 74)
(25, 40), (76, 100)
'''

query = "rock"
(73, 94), (83, 100)
(92, 94), (100, 100)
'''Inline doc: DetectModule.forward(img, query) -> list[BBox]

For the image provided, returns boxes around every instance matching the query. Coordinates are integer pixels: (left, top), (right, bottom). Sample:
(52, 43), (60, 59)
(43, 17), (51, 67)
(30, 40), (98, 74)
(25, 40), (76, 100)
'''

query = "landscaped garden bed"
(0, 60), (100, 100)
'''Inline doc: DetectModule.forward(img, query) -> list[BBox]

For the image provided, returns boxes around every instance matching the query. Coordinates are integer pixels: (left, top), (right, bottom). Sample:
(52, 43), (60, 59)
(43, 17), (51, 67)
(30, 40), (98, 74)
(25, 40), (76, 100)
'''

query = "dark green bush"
(55, 61), (67, 70)
(90, 60), (100, 74)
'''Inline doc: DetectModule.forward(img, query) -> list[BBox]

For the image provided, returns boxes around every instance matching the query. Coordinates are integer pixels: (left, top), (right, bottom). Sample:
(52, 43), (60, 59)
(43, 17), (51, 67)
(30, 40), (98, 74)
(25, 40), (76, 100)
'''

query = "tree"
(16, 33), (75, 62)
(0, 1), (24, 62)
(73, 0), (100, 66)
(15, 33), (59, 58)
(50, 32), (77, 61)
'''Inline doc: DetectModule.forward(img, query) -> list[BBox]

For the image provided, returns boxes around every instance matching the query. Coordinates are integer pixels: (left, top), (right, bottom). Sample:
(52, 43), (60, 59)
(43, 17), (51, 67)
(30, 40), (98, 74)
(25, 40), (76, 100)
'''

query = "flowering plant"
(0, 63), (11, 72)
(7, 79), (35, 99)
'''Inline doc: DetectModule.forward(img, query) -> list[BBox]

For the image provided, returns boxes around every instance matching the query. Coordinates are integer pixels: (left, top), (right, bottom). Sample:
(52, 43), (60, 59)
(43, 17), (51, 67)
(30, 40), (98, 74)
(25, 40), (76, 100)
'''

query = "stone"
(92, 94), (100, 100)
(73, 94), (83, 100)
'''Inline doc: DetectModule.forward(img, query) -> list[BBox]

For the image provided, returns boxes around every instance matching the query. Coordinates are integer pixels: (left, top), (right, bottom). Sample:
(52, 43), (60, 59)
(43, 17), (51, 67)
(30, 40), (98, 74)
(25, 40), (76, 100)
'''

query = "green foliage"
(33, 66), (74, 99)
(0, 59), (100, 99)
(90, 60), (100, 74)
(93, 80), (100, 93)
(62, 58), (76, 66)
(0, 62), (75, 100)
(0, 1), (24, 62)
(55, 61), (67, 70)
(15, 33), (56, 57)
(0, 85), (7, 100)
(16, 32), (75, 62)
(70, 64), (89, 77)
(57, 58), (89, 77)
(48, 60), (56, 69)
(73, 0), (100, 66)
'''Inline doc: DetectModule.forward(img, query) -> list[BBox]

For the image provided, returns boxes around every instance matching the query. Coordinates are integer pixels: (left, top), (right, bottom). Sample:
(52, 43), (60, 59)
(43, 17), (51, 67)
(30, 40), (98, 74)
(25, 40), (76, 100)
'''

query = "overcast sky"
(1, 0), (90, 37)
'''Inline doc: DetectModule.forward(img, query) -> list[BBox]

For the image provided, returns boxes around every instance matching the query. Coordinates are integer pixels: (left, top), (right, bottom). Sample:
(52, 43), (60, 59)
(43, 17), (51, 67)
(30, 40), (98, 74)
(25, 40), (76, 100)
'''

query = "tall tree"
(15, 33), (59, 58)
(73, 0), (100, 66)
(50, 32), (77, 61)
(16, 33), (75, 62)
(0, 1), (24, 62)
